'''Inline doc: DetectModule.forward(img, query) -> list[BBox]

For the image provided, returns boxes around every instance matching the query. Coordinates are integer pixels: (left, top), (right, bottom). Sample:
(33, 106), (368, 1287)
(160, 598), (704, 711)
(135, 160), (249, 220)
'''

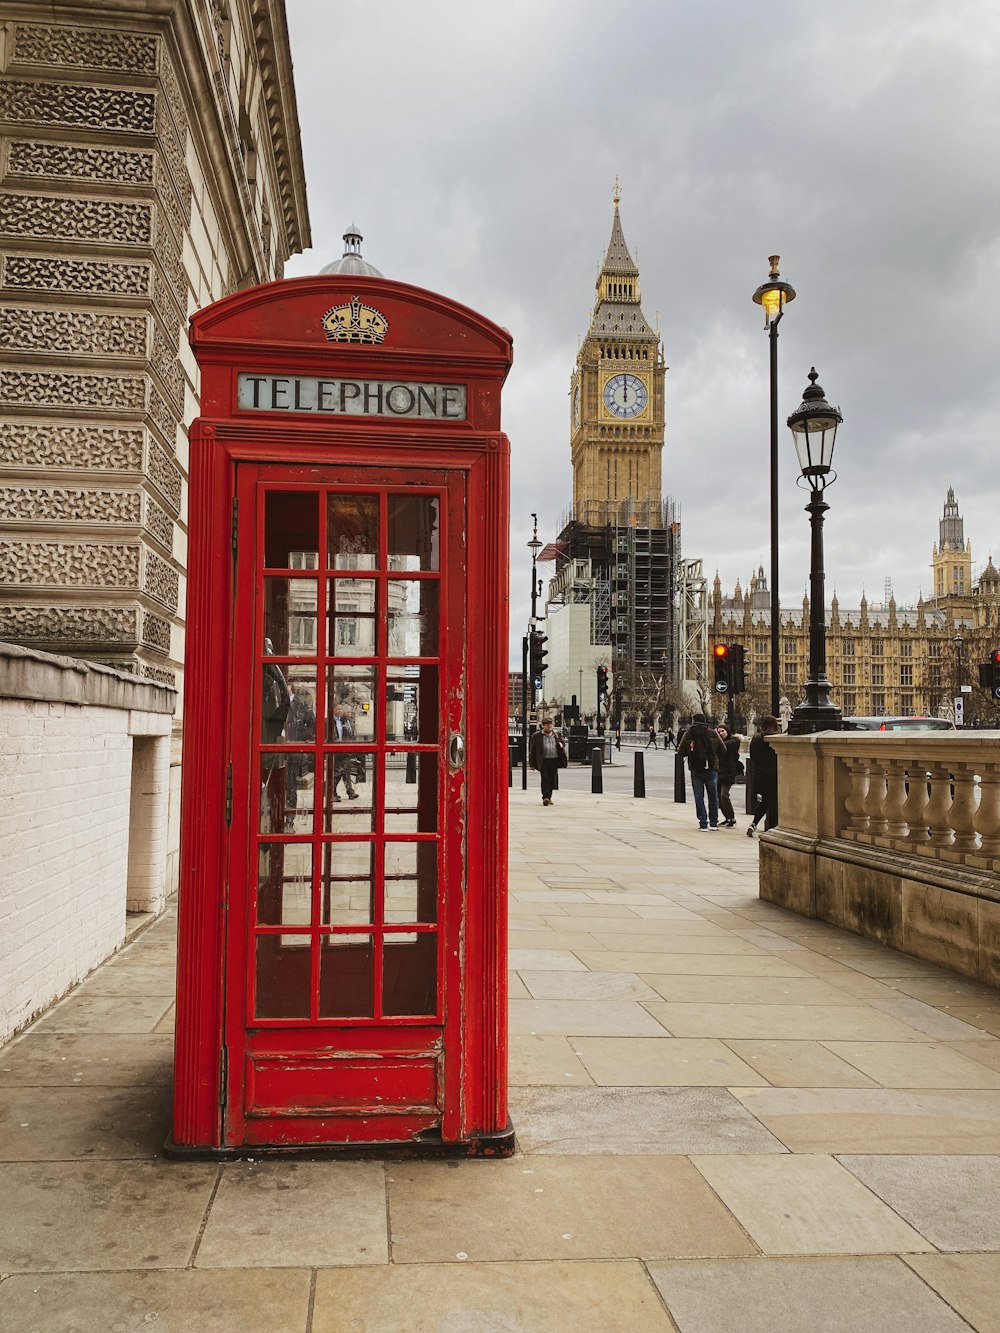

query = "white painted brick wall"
(0, 698), (134, 1043)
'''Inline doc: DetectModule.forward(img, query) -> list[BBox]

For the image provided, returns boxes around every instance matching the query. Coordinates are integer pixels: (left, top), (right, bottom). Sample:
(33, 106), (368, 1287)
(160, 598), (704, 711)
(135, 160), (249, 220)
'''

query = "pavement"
(3, 745), (1000, 1331)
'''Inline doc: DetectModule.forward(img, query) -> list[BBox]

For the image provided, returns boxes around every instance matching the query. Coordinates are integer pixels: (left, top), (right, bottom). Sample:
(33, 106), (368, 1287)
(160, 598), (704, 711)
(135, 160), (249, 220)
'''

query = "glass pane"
(388, 494), (439, 571)
(387, 580), (439, 657)
(257, 842), (312, 926)
(255, 934), (312, 1019)
(328, 578), (377, 657)
(265, 491), (318, 568)
(384, 752), (438, 831)
(261, 664), (315, 746)
(327, 494), (378, 571)
(385, 666), (438, 743)
(264, 578), (318, 656)
(319, 935), (375, 1017)
(259, 754), (314, 835)
(382, 934), (437, 1017)
(384, 842), (438, 924)
(322, 752), (375, 831)
(320, 840), (374, 891)
(322, 876), (374, 927)
(326, 667), (376, 742)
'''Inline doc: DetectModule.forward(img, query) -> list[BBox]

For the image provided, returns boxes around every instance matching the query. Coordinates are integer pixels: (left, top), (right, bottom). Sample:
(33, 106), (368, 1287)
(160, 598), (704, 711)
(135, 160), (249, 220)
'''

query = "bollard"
(673, 751), (687, 803)
(591, 746), (603, 794)
(507, 743), (513, 788)
(405, 751), (417, 784)
(633, 751), (645, 798)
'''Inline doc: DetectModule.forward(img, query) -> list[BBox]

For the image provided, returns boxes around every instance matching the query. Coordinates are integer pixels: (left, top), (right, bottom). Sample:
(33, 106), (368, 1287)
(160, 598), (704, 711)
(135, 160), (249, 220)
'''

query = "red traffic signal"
(713, 643), (730, 693)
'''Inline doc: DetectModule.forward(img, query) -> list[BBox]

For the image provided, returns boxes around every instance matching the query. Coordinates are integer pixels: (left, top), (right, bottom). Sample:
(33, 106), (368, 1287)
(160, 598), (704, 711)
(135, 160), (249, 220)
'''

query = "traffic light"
(529, 630), (548, 682)
(729, 643), (746, 695)
(596, 665), (609, 698)
(713, 643), (730, 694)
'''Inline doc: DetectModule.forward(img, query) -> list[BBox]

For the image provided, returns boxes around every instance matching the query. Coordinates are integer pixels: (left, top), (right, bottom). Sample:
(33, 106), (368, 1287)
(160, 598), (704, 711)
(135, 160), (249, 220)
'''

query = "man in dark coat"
(677, 713), (725, 830)
(528, 716), (568, 806)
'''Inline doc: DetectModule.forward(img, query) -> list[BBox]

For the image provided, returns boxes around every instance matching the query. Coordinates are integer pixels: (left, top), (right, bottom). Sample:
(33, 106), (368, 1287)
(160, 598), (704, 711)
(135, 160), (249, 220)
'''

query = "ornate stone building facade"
(710, 491), (1000, 720)
(0, 0), (309, 888)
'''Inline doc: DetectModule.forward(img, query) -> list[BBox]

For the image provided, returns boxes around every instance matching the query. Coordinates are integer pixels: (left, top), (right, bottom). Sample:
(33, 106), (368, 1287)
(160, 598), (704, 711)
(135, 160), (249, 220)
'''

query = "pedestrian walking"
(748, 715), (780, 836)
(646, 725), (658, 749)
(528, 715), (568, 806)
(677, 713), (725, 830)
(715, 723), (743, 828)
(663, 727), (676, 749)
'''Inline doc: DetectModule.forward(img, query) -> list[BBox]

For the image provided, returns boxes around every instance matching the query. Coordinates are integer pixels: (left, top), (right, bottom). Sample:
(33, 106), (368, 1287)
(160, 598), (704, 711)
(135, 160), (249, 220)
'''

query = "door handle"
(449, 732), (465, 770)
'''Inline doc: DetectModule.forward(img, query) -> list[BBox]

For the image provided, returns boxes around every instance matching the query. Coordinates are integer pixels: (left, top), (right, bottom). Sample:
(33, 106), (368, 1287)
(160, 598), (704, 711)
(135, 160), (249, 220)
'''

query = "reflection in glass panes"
(257, 842), (313, 927)
(321, 839), (374, 885)
(261, 661), (291, 746)
(265, 492), (318, 568)
(388, 494), (439, 571)
(321, 877), (374, 927)
(319, 934), (375, 1018)
(384, 752), (437, 831)
(387, 580), (439, 657)
(261, 663), (316, 748)
(385, 666), (438, 743)
(327, 494), (378, 571)
(255, 934), (312, 1019)
(259, 754), (314, 835)
(326, 667), (376, 743)
(328, 578), (376, 656)
(264, 578), (318, 656)
(322, 752), (375, 831)
(384, 843), (438, 925)
(382, 934), (437, 1017)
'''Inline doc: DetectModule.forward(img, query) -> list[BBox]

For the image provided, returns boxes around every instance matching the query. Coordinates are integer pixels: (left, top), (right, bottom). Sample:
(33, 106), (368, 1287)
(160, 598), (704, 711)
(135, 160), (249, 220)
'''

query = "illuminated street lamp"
(752, 256), (796, 717)
(785, 369), (844, 735)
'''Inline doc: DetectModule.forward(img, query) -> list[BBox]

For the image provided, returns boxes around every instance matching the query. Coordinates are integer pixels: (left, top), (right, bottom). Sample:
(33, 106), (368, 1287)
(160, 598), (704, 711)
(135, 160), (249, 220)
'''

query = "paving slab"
(27, 994), (174, 1035)
(0, 1268), (312, 1333)
(508, 1034), (594, 1086)
(579, 933), (768, 955)
(722, 1040), (878, 1088)
(691, 1154), (932, 1255)
(74, 966), (179, 997)
(386, 1155), (758, 1263)
(0, 1160), (216, 1271)
(732, 1087), (1000, 1153)
(509, 1086), (786, 1155)
(647, 1256), (973, 1333)
(644, 1001), (933, 1042)
(507, 949), (587, 971)
(577, 950), (809, 977)
(641, 975), (858, 1006)
(509, 999), (667, 1036)
(823, 1040), (1000, 1089)
(312, 1259), (674, 1331)
(197, 1160), (388, 1268)
(518, 970), (660, 1001)
(904, 1253), (1000, 1333)
(0, 1033), (173, 1087)
(569, 1036), (768, 1087)
(839, 1155), (1000, 1250)
(946, 1038), (1000, 1074)
(0, 1084), (172, 1160)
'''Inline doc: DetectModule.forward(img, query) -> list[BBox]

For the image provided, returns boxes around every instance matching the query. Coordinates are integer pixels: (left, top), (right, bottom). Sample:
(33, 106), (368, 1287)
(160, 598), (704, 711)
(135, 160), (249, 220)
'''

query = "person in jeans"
(528, 715), (568, 806)
(715, 723), (743, 828)
(748, 715), (780, 835)
(677, 713), (725, 830)
(646, 725), (658, 749)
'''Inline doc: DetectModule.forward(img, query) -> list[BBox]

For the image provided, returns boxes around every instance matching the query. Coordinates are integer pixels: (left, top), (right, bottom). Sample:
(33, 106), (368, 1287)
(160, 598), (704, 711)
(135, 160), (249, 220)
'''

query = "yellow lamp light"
(752, 255), (796, 328)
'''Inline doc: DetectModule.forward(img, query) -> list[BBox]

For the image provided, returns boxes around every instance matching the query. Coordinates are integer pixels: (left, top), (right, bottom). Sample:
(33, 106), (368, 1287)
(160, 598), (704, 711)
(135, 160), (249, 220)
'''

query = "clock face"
(572, 384), (581, 428)
(603, 373), (648, 419)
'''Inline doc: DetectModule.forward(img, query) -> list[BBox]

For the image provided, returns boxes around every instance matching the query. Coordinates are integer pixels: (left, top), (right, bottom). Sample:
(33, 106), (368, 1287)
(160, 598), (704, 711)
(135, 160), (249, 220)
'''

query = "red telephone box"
(169, 276), (513, 1155)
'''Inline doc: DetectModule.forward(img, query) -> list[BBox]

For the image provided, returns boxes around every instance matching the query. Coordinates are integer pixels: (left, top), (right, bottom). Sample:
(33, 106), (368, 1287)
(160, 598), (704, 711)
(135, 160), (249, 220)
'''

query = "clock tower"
(570, 192), (665, 525)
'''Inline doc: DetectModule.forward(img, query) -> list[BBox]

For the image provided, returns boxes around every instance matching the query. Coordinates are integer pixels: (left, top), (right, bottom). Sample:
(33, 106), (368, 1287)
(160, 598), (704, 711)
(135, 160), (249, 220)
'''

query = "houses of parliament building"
(709, 488), (1000, 720)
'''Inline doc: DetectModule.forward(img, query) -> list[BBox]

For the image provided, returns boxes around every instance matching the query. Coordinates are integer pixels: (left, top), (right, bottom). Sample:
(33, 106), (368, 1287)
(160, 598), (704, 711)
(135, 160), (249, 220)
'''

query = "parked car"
(841, 716), (955, 732)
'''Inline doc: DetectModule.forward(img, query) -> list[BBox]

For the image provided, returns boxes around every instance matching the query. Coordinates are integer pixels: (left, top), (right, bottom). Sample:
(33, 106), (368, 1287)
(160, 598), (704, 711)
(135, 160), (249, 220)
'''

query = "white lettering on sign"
(237, 374), (466, 420)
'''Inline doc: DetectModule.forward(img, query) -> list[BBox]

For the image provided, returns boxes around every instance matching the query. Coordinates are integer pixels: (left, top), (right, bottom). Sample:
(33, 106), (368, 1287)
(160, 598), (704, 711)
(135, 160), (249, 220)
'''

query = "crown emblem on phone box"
(321, 297), (389, 345)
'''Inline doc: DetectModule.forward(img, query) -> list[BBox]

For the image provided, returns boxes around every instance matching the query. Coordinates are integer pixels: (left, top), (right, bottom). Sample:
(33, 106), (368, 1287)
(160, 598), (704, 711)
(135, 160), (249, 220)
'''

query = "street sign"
(960, 684), (972, 693)
(954, 697), (964, 725)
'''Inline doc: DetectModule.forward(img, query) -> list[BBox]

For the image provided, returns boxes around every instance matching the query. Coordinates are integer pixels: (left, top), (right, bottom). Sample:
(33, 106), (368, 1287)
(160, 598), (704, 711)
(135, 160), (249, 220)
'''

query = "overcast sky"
(284, 0), (1000, 665)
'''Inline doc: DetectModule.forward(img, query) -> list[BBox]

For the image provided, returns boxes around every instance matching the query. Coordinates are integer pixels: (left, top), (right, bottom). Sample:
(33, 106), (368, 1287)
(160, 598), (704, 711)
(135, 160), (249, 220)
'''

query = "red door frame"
(170, 277), (512, 1156)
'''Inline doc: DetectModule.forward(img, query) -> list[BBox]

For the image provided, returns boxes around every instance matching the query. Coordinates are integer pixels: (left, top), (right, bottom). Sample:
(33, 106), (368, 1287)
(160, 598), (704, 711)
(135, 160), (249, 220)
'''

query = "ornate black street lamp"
(785, 368), (844, 735)
(521, 514), (544, 788)
(752, 257), (796, 717)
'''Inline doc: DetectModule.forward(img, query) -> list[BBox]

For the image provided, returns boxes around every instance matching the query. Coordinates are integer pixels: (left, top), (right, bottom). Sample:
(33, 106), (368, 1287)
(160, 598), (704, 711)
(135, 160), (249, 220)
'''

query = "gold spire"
(613, 175), (620, 207)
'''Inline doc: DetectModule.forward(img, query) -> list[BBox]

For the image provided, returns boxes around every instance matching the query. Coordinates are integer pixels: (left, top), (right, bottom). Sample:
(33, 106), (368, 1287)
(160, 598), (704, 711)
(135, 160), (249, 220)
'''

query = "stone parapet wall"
(759, 731), (1000, 986)
(0, 640), (174, 1043)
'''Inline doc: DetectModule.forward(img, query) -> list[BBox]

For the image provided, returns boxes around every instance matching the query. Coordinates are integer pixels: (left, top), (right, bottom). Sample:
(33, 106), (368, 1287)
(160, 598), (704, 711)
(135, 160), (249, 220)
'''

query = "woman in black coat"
(715, 724), (743, 828)
(748, 715), (780, 836)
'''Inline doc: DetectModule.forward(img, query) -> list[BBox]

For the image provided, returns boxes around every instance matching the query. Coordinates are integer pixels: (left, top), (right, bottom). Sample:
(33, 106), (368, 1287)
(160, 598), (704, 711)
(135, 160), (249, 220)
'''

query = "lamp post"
(752, 257), (796, 718)
(521, 514), (543, 788)
(953, 634), (965, 726)
(785, 368), (844, 735)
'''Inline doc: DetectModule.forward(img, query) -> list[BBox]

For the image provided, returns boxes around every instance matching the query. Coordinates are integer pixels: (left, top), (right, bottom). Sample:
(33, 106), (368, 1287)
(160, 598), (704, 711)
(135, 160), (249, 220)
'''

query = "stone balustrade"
(759, 731), (1000, 986)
